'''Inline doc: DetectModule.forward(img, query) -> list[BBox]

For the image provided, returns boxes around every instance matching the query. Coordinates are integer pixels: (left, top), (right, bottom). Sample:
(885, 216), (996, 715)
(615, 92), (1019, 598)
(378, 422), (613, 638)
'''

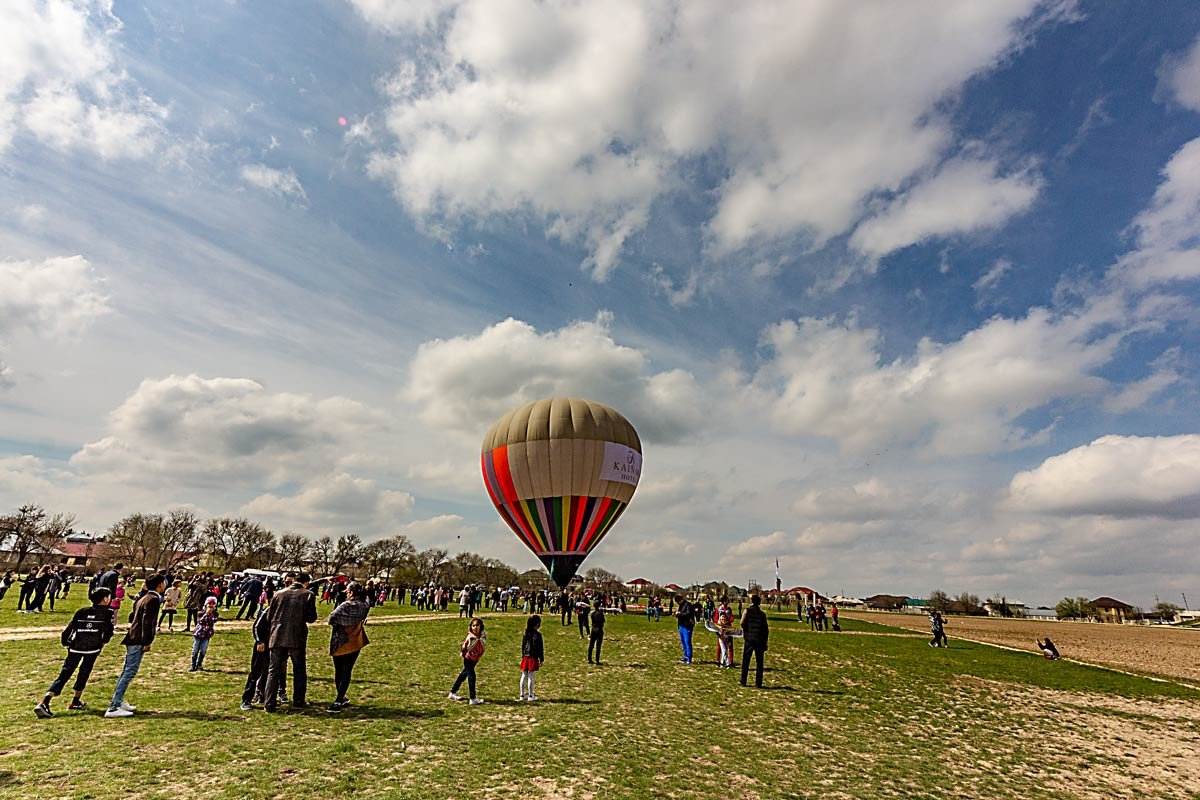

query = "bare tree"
(583, 567), (622, 592)
(331, 534), (363, 575)
(367, 535), (416, 582)
(107, 509), (200, 571)
(927, 589), (950, 613)
(275, 533), (309, 571)
(307, 536), (334, 575)
(413, 548), (449, 584)
(202, 517), (276, 572)
(0, 505), (75, 569)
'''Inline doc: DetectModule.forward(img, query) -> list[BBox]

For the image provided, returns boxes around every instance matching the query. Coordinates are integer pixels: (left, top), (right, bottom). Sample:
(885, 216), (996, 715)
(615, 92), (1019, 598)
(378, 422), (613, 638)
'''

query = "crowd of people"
(11, 562), (1067, 720)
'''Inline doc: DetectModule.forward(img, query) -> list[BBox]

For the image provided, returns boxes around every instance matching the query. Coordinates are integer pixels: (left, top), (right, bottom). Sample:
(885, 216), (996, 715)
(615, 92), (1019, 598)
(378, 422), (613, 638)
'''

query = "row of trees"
(926, 589), (987, 615)
(4, 504), (626, 591)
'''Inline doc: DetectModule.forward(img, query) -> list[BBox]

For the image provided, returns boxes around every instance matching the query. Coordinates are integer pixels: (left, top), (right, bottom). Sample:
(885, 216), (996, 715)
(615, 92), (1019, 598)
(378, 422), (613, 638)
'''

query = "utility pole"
(1184, 592), (1189, 611)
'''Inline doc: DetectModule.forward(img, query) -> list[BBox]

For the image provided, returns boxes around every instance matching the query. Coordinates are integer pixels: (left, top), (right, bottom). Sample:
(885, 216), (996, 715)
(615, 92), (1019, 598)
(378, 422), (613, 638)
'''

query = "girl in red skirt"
(519, 614), (543, 702)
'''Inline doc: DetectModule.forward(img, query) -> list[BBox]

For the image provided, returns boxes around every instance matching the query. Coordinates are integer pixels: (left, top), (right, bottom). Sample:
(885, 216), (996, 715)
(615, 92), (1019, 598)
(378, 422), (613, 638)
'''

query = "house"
(1090, 596), (1134, 623)
(624, 577), (655, 590)
(983, 599), (1028, 617)
(830, 595), (864, 607)
(1025, 606), (1057, 620)
(903, 598), (928, 614)
(863, 594), (908, 611)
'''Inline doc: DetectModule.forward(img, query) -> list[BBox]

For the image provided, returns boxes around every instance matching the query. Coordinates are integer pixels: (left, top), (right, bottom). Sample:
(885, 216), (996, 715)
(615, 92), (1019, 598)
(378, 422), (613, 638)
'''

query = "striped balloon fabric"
(481, 397), (642, 587)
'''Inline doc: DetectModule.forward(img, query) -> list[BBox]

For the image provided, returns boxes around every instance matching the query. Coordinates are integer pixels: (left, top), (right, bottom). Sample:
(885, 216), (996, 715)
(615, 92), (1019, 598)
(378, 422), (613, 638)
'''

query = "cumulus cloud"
(1008, 434), (1200, 518)
(1157, 33), (1200, 112)
(405, 315), (704, 443)
(241, 473), (414, 535)
(0, 256), (110, 339)
(0, 256), (110, 387)
(849, 159), (1041, 258)
(362, 0), (1051, 277)
(748, 301), (1124, 455)
(71, 375), (386, 488)
(240, 164), (308, 202)
(0, 0), (165, 157)
(1115, 137), (1200, 287)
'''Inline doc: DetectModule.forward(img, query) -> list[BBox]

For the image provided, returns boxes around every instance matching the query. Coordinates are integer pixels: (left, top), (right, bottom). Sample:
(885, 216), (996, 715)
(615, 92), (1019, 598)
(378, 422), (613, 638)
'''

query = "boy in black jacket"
(35, 588), (114, 717)
(241, 605), (287, 709)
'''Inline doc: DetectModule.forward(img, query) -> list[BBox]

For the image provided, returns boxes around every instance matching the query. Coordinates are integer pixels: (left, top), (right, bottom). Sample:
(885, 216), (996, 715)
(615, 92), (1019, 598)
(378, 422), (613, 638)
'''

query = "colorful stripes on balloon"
(482, 447), (627, 558)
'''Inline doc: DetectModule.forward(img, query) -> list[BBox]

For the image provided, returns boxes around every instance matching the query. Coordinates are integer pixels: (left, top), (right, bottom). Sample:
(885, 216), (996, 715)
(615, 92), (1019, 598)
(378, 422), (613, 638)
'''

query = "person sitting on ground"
(1036, 637), (1060, 660)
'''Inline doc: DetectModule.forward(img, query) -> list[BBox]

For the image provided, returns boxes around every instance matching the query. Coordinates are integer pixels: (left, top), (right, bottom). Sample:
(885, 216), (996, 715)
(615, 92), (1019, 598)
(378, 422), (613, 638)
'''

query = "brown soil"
(845, 610), (1200, 684)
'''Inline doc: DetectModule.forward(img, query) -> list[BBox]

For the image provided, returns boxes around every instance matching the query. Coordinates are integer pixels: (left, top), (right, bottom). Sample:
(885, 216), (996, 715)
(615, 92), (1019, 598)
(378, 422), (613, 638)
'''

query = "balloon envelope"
(481, 397), (642, 587)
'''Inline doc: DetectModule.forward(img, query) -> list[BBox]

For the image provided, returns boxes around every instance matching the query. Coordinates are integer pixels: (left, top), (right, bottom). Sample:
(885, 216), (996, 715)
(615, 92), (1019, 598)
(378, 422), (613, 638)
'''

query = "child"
(35, 588), (114, 717)
(448, 617), (486, 705)
(1036, 637), (1060, 660)
(110, 583), (125, 627)
(715, 596), (734, 668)
(190, 597), (219, 671)
(519, 615), (543, 701)
(159, 581), (182, 630)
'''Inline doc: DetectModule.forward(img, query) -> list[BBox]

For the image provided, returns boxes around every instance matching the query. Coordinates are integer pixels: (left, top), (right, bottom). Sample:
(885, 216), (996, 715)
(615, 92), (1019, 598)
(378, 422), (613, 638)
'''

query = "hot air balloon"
(480, 397), (642, 587)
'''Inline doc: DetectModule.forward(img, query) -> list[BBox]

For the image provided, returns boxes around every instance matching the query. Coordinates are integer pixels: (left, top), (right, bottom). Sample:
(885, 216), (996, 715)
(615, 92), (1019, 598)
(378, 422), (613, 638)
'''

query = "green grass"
(0, 598), (1196, 799)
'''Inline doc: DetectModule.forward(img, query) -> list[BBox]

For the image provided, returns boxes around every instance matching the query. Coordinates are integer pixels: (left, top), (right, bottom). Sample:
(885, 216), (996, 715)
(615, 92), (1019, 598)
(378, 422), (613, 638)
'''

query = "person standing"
(184, 576), (206, 632)
(577, 598), (590, 639)
(35, 588), (115, 717)
(159, 581), (182, 631)
(675, 594), (695, 664)
(519, 615), (543, 701)
(739, 594), (769, 688)
(263, 572), (318, 711)
(236, 575), (264, 620)
(105, 573), (164, 717)
(715, 596), (734, 668)
(240, 605), (288, 709)
(588, 603), (605, 665)
(326, 582), (370, 713)
(448, 617), (487, 705)
(830, 602), (840, 632)
(190, 597), (219, 671)
(0, 570), (13, 601)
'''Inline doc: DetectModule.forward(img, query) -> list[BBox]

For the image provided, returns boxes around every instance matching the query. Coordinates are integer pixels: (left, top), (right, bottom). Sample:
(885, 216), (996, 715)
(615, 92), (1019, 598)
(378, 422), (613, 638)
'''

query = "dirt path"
(844, 611), (1200, 684)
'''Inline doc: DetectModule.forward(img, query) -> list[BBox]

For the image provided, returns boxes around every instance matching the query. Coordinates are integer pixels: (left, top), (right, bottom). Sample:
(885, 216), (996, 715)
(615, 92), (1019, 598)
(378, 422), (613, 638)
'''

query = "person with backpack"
(35, 588), (115, 717)
(448, 617), (487, 705)
(105, 573), (164, 718)
(739, 594), (769, 688)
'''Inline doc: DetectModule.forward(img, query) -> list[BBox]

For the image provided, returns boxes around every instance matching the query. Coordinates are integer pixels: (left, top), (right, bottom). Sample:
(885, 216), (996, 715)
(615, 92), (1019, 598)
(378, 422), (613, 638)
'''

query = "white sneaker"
(447, 692), (462, 701)
(120, 701), (137, 712)
(528, 694), (537, 702)
(518, 695), (527, 701)
(469, 698), (484, 705)
(104, 707), (134, 718)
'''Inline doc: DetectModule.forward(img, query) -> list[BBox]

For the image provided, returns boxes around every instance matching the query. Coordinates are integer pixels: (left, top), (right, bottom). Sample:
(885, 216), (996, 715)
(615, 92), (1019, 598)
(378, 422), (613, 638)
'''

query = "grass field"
(0, 593), (1197, 799)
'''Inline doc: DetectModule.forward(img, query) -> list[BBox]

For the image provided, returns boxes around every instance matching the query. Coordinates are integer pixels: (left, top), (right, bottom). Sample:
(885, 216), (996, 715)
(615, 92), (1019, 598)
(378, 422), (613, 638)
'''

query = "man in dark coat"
(105, 573), (163, 717)
(263, 572), (317, 711)
(236, 575), (264, 620)
(739, 594), (769, 688)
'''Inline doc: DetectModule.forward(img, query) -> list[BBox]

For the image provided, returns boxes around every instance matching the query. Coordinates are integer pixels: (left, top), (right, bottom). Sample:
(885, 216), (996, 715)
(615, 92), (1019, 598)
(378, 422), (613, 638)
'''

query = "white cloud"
(973, 257), (1014, 294)
(0, 0), (165, 157)
(241, 473), (414, 535)
(405, 315), (704, 443)
(850, 159), (1041, 258)
(1008, 434), (1200, 518)
(1102, 348), (1182, 414)
(0, 256), (110, 387)
(0, 256), (110, 339)
(71, 375), (386, 488)
(1115, 137), (1200, 287)
(748, 301), (1124, 455)
(1157, 34), (1200, 112)
(362, 1), (1050, 277)
(240, 164), (308, 202)
(16, 204), (47, 228)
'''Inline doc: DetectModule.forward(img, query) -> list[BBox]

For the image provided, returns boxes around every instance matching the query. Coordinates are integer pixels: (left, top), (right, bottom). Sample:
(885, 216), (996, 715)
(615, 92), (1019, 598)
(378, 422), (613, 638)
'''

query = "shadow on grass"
(0, 771), (14, 787)
(347, 707), (446, 720)
(757, 686), (798, 692)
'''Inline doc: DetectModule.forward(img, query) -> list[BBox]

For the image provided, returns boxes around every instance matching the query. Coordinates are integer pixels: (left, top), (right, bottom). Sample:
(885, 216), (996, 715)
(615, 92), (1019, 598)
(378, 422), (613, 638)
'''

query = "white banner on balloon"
(599, 442), (642, 486)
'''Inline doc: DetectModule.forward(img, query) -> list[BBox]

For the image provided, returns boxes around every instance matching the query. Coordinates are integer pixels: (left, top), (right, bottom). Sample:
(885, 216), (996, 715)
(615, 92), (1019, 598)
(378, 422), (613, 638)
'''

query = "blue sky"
(2, 1), (1199, 607)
